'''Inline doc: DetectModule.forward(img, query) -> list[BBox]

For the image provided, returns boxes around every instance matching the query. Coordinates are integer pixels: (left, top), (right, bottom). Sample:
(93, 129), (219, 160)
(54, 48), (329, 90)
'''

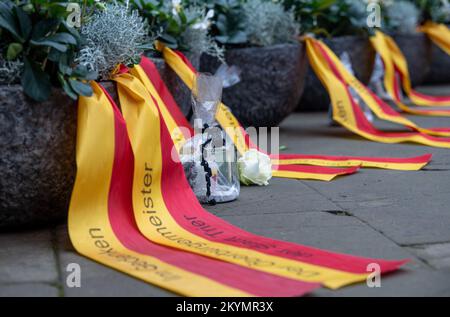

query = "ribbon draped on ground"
(152, 43), (432, 171)
(112, 71), (407, 290)
(70, 81), (324, 296)
(371, 30), (450, 114)
(131, 56), (359, 181)
(305, 37), (450, 148)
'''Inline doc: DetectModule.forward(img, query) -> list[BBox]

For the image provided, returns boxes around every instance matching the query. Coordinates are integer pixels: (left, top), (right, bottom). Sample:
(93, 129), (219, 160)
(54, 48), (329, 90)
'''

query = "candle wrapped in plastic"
(179, 73), (240, 204)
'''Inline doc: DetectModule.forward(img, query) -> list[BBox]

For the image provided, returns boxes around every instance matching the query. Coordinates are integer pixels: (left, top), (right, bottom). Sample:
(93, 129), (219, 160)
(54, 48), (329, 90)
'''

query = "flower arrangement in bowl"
(293, 0), (377, 111)
(199, 0), (308, 128)
(0, 0), (155, 229)
(131, 0), (224, 116)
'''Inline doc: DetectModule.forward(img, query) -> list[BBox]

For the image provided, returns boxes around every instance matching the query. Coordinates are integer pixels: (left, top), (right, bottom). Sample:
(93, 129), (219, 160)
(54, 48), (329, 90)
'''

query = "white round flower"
(238, 149), (272, 186)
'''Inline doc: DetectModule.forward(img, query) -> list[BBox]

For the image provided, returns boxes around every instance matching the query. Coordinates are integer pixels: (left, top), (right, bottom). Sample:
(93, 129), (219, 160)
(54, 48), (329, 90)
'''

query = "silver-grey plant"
(385, 0), (420, 34)
(242, 0), (300, 47)
(181, 6), (225, 63)
(76, 1), (153, 80)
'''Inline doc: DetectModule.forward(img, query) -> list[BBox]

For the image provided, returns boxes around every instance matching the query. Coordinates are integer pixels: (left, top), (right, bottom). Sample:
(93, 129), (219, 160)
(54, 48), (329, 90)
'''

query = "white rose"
(238, 149), (272, 186)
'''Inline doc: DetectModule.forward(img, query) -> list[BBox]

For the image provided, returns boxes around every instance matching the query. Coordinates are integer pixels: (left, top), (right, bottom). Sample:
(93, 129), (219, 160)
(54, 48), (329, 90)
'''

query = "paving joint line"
(50, 227), (65, 297)
(300, 181), (433, 269)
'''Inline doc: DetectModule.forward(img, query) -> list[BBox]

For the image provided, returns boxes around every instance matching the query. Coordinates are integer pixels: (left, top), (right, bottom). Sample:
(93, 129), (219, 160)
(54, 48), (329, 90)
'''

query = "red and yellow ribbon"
(114, 71), (407, 290)
(131, 55), (359, 181)
(152, 43), (432, 170)
(420, 22), (450, 56)
(371, 30), (450, 113)
(306, 37), (450, 148)
(70, 81), (323, 297)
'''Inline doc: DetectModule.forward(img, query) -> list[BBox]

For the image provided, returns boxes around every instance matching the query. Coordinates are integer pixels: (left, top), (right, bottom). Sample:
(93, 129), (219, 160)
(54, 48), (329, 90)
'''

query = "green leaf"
(14, 6), (32, 40)
(58, 74), (78, 100)
(69, 79), (93, 97)
(31, 19), (60, 40)
(0, 2), (23, 42)
(30, 39), (68, 52)
(159, 33), (178, 45)
(72, 65), (98, 81)
(6, 43), (23, 60)
(21, 58), (52, 102)
(47, 48), (62, 62)
(48, 32), (78, 45)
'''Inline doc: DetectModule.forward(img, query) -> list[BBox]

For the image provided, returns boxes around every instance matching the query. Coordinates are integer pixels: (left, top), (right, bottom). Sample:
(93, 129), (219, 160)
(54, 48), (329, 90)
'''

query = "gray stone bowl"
(297, 36), (375, 112)
(200, 43), (308, 127)
(393, 33), (432, 87)
(0, 58), (194, 230)
(424, 43), (450, 84)
(0, 83), (118, 230)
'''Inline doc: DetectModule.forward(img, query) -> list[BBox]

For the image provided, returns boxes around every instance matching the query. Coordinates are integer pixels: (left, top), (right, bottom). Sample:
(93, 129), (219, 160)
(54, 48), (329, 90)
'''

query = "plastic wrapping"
(369, 53), (394, 101)
(214, 64), (242, 88)
(329, 52), (374, 125)
(181, 73), (240, 204)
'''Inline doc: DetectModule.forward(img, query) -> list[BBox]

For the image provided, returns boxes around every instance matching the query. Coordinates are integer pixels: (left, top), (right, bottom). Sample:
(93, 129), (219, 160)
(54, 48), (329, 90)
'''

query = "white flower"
(172, 0), (182, 16)
(238, 149), (272, 186)
(192, 9), (214, 30)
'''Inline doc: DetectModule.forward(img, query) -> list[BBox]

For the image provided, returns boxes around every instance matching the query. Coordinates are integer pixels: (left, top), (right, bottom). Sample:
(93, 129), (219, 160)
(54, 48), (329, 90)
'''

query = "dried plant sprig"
(0, 56), (23, 85)
(242, 0), (300, 47)
(385, 0), (420, 34)
(77, 2), (154, 80)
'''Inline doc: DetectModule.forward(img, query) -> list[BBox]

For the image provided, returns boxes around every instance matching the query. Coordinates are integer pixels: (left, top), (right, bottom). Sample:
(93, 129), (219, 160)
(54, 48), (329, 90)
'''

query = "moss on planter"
(201, 43), (308, 127)
(297, 36), (375, 112)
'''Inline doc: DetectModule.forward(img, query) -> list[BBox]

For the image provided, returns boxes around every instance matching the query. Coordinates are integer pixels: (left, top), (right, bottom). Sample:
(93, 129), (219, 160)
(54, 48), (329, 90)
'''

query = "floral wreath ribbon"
(372, 27), (450, 115)
(69, 65), (407, 297)
(71, 81), (322, 297)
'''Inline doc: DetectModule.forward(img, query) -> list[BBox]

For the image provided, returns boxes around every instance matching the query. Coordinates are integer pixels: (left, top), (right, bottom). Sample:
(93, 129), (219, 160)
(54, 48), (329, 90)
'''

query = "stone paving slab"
(206, 178), (339, 217)
(220, 211), (425, 271)
(0, 230), (58, 284)
(0, 283), (60, 297)
(305, 170), (450, 245)
(54, 226), (174, 297)
(408, 243), (450, 270)
(312, 269), (450, 297)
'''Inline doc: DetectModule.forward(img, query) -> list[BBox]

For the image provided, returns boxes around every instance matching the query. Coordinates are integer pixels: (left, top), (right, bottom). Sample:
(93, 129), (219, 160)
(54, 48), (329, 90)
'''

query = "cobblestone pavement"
(1, 86), (450, 297)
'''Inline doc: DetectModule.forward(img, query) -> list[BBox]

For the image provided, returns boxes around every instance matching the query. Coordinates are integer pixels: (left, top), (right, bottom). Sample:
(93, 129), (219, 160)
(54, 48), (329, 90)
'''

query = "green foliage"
(197, 0), (248, 45)
(413, 0), (450, 24)
(131, 0), (223, 59)
(196, 0), (299, 46)
(0, 0), (96, 102)
(285, 0), (370, 37)
(242, 0), (300, 46)
(131, 0), (191, 49)
(384, 0), (420, 34)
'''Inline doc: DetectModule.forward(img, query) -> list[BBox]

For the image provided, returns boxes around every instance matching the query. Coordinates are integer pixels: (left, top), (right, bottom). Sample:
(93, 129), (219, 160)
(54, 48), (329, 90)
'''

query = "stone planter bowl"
(200, 43), (308, 127)
(0, 59), (194, 230)
(150, 52), (200, 118)
(0, 84), (119, 230)
(297, 36), (375, 112)
(424, 43), (450, 84)
(393, 33), (432, 87)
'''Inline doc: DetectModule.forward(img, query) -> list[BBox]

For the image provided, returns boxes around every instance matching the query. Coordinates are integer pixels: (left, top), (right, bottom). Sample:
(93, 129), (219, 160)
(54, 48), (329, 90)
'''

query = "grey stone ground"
(1, 86), (450, 297)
